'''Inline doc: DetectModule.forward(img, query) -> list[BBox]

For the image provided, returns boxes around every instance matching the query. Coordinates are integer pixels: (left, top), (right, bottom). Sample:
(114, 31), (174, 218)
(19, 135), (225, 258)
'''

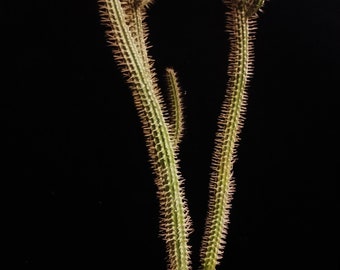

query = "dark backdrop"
(2, 0), (339, 269)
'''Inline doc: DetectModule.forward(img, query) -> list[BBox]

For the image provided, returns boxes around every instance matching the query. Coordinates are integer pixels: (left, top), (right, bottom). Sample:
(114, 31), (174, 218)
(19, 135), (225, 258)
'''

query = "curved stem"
(97, 1), (191, 269)
(199, 2), (258, 269)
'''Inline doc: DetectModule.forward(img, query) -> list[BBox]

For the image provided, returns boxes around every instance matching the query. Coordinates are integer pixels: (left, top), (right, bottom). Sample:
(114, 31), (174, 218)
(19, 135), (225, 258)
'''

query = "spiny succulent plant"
(96, 0), (266, 269)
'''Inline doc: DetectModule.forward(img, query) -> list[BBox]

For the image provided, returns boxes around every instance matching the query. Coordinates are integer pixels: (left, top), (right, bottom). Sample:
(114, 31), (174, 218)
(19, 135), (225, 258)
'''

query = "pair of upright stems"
(97, 1), (265, 269)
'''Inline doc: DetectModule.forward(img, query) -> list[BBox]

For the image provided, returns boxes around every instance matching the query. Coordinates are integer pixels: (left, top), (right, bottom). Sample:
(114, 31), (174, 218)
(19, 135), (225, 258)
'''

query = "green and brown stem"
(97, 1), (191, 269)
(199, 1), (264, 269)
(165, 67), (184, 148)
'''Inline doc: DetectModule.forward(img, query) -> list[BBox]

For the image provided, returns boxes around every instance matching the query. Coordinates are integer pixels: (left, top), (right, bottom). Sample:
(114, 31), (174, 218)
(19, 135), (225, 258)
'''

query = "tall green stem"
(97, 1), (191, 269)
(199, 1), (264, 269)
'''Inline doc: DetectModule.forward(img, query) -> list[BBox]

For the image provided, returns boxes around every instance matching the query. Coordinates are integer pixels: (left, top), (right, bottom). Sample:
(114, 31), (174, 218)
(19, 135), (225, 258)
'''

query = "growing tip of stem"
(228, 0), (266, 17)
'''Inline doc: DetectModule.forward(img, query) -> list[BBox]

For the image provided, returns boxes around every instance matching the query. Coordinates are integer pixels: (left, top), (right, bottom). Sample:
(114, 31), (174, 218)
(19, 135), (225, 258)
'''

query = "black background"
(2, 0), (339, 269)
